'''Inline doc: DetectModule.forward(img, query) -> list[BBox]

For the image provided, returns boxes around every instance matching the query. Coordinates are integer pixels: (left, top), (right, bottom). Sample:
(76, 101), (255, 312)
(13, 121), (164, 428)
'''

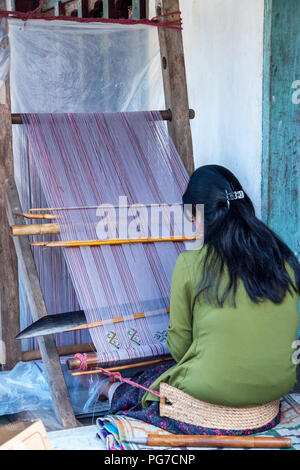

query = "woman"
(101, 164), (300, 434)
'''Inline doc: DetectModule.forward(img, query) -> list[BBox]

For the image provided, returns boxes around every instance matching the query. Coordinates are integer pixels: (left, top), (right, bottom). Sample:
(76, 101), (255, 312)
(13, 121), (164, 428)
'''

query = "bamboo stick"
(71, 356), (173, 376)
(30, 235), (198, 248)
(16, 212), (56, 220)
(12, 223), (60, 236)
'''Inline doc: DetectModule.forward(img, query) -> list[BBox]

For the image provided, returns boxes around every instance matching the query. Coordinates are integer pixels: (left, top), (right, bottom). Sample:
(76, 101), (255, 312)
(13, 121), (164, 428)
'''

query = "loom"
(0, 1), (196, 427)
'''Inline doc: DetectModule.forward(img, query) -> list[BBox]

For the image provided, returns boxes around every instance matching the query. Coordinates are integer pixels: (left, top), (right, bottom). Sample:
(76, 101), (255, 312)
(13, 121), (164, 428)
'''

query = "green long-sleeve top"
(142, 246), (299, 408)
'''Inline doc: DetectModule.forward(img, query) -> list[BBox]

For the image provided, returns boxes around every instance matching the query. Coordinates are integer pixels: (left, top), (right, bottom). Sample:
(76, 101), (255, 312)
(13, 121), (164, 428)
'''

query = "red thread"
(0, 4), (182, 30)
(75, 352), (88, 371)
(96, 366), (165, 399)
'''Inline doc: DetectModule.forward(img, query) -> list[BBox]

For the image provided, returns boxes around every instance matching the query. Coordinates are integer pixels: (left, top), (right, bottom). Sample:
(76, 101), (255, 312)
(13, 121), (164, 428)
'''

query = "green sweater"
(142, 246), (299, 408)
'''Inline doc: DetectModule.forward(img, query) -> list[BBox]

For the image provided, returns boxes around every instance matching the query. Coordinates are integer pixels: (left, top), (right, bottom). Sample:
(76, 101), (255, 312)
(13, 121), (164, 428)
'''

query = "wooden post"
(4, 178), (78, 428)
(0, 105), (22, 370)
(155, 0), (194, 175)
(0, 17), (22, 369)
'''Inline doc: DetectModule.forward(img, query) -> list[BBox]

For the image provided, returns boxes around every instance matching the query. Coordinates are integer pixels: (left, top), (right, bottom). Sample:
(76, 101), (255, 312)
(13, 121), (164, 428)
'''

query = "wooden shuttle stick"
(12, 224), (199, 246)
(30, 235), (198, 248)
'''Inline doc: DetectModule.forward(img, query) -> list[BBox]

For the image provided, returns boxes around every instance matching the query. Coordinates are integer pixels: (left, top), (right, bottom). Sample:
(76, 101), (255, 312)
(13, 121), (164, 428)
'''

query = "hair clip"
(225, 189), (244, 208)
(226, 190), (244, 201)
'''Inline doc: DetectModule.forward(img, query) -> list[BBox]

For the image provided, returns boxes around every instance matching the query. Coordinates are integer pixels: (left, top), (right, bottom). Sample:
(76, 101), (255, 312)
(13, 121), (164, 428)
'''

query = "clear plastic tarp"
(0, 360), (108, 416)
(6, 18), (164, 113)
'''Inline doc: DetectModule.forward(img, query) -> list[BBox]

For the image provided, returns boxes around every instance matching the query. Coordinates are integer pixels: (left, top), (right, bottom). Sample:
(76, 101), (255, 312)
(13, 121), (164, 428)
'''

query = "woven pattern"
(159, 383), (280, 431)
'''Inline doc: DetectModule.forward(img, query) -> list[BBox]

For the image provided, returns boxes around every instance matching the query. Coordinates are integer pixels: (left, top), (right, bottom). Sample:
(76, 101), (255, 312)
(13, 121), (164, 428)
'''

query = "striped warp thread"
(21, 112), (190, 365)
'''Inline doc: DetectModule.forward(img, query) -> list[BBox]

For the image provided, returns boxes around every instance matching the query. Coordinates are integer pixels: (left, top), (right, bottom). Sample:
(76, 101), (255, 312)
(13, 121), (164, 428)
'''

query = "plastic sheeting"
(7, 18), (164, 113)
(0, 361), (106, 416)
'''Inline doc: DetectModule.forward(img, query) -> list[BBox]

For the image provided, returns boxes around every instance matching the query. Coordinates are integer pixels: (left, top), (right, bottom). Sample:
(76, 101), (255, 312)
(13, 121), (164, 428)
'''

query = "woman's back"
(170, 247), (299, 406)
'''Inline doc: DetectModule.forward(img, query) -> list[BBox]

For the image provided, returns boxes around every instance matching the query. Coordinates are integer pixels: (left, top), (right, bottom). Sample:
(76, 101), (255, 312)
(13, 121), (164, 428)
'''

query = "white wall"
(180, 0), (264, 215)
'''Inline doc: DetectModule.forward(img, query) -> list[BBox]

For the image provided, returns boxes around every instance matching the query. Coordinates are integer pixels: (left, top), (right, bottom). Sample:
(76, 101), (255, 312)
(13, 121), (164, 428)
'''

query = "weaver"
(89, 165), (300, 435)
(19, 113), (300, 435)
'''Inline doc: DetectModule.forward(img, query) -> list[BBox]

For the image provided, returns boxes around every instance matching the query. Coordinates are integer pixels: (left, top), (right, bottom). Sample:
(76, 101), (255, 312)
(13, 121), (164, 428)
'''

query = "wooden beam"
(11, 109), (195, 125)
(4, 178), (78, 428)
(22, 342), (96, 361)
(0, 18), (21, 369)
(155, 0), (194, 175)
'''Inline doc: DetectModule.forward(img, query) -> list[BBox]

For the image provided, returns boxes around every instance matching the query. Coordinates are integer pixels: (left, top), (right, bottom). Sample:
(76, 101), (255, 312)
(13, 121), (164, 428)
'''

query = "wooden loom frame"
(0, 0), (194, 427)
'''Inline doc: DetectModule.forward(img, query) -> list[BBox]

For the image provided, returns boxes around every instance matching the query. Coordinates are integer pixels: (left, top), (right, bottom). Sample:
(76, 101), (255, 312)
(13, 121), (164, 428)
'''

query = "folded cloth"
(96, 415), (189, 450)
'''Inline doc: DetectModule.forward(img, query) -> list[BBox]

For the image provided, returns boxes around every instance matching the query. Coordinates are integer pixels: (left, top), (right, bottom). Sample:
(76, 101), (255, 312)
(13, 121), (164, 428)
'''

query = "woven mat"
(96, 393), (300, 450)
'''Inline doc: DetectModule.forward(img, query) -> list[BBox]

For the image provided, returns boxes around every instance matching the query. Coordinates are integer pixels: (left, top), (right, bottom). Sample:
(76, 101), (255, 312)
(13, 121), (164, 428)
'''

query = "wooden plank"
(155, 0), (194, 175)
(4, 178), (78, 428)
(262, 0), (300, 259)
(0, 36), (21, 370)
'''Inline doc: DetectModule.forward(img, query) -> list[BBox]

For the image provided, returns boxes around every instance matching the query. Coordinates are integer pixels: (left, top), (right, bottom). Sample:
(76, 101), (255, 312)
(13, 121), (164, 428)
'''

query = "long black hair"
(182, 165), (300, 307)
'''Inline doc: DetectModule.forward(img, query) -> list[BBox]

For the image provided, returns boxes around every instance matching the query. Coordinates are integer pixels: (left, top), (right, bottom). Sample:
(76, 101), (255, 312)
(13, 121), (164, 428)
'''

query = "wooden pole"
(0, 19), (21, 369)
(11, 109), (195, 125)
(155, 1), (194, 175)
(4, 178), (78, 428)
(22, 343), (96, 361)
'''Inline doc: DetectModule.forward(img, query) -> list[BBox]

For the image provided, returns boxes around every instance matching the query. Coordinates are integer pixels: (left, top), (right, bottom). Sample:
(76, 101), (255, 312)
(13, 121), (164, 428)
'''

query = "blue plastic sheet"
(0, 361), (106, 416)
